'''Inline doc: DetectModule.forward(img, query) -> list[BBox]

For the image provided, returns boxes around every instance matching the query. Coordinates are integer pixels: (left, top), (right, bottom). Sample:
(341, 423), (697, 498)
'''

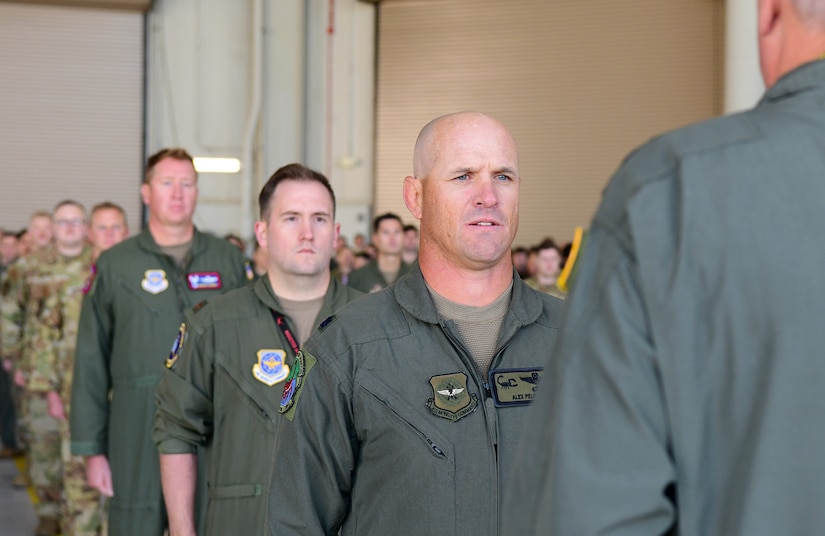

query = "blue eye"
(455, 174), (469, 181)
(496, 174), (511, 181)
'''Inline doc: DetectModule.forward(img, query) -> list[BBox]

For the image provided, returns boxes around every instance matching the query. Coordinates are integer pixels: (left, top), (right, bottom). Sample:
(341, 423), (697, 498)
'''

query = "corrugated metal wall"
(0, 2), (144, 232)
(374, 0), (724, 247)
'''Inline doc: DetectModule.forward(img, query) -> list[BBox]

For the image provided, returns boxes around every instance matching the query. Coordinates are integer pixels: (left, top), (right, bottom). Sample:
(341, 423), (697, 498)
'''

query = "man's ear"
(758, 0), (780, 39)
(140, 182), (151, 206)
(253, 220), (267, 249)
(403, 176), (423, 221)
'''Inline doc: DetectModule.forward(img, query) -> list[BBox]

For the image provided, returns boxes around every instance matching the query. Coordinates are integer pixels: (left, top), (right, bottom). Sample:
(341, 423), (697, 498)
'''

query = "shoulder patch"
(166, 323), (187, 369)
(278, 351), (317, 420)
(244, 260), (255, 281)
(82, 264), (97, 295)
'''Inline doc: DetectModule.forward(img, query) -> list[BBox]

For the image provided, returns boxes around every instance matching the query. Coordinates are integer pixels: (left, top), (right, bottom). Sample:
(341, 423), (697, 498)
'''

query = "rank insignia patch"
(186, 272), (222, 291)
(141, 269), (169, 294)
(252, 349), (289, 386)
(279, 351), (317, 420)
(489, 368), (543, 407)
(427, 372), (478, 422)
(318, 315), (336, 332)
(166, 323), (187, 369)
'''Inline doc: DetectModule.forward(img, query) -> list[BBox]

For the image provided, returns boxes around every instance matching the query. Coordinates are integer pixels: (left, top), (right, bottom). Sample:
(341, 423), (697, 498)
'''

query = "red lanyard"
(269, 310), (301, 357)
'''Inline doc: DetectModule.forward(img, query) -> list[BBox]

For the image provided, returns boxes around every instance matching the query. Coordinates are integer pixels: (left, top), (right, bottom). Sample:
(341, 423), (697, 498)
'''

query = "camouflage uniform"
(1, 257), (33, 453)
(1, 245), (101, 533)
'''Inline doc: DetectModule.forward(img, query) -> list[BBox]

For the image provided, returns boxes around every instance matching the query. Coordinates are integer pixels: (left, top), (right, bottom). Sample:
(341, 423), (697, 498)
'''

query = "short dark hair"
(372, 213), (403, 234)
(258, 163), (336, 220)
(535, 238), (559, 253)
(145, 148), (195, 184)
(403, 224), (418, 234)
(91, 201), (127, 220)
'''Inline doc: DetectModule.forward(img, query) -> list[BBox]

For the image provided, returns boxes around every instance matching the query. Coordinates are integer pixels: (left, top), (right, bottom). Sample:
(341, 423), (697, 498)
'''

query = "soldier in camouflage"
(56, 202), (129, 536)
(1, 200), (93, 536)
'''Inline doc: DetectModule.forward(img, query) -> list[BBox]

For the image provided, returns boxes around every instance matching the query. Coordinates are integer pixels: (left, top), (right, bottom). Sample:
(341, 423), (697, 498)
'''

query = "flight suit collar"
(136, 227), (210, 256)
(252, 273), (347, 325)
(394, 263), (544, 328)
(761, 58), (825, 105)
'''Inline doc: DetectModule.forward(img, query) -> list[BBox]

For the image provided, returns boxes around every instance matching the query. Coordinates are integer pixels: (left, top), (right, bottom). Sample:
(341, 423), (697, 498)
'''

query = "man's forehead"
(54, 205), (84, 218)
(92, 209), (125, 222)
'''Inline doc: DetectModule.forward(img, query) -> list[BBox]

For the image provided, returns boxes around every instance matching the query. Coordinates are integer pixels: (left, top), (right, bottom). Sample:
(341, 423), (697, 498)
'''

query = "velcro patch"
(278, 351), (317, 420)
(166, 323), (187, 369)
(186, 272), (222, 290)
(427, 372), (478, 422)
(489, 368), (543, 407)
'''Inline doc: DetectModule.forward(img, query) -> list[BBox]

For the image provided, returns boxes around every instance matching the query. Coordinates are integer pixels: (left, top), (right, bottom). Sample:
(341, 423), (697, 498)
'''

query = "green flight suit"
(268, 264), (563, 535)
(153, 276), (361, 536)
(70, 228), (248, 536)
(503, 59), (825, 535)
(346, 258), (412, 293)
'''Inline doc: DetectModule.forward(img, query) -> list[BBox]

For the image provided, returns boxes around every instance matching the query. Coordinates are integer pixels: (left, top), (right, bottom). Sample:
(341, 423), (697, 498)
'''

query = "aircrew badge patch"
(279, 351), (317, 420)
(252, 349), (289, 386)
(489, 368), (543, 407)
(141, 269), (169, 294)
(166, 323), (186, 369)
(427, 372), (478, 422)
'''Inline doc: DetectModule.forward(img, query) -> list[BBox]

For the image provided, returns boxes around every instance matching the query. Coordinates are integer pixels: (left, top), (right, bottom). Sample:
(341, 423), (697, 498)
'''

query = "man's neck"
(418, 250), (513, 307)
(149, 220), (195, 247)
(269, 269), (331, 301)
(402, 249), (418, 264)
(377, 252), (402, 273)
(536, 273), (557, 286)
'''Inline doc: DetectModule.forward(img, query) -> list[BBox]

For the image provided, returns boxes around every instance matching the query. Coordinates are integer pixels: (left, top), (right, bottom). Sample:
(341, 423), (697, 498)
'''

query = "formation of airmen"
(2, 1), (825, 533)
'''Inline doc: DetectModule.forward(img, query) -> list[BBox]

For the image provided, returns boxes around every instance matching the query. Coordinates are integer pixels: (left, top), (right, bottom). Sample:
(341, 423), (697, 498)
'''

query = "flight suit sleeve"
(70, 266), (114, 456)
(503, 216), (676, 535)
(153, 313), (215, 455)
(0, 263), (26, 367)
(268, 350), (356, 536)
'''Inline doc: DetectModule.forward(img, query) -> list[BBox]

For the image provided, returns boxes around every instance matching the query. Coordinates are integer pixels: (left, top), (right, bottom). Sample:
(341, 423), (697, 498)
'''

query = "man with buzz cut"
(347, 212), (412, 293)
(70, 148), (250, 536)
(153, 163), (361, 536)
(268, 112), (564, 535)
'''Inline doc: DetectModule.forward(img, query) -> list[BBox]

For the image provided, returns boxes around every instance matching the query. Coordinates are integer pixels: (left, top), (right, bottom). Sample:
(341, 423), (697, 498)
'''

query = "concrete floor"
(0, 456), (38, 535)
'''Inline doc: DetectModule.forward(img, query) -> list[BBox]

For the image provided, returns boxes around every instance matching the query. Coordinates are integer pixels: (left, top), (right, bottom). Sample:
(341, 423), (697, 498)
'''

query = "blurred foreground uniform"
(504, 59), (825, 534)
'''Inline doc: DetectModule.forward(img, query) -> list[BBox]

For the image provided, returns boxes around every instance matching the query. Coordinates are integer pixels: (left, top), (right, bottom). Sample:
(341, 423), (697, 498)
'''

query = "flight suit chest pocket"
(216, 355), (281, 425)
(355, 369), (455, 464)
(118, 280), (161, 314)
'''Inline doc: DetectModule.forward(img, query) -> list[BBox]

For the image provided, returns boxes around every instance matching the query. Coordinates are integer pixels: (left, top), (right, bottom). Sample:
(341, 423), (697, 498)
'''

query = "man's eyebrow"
(494, 166), (518, 175)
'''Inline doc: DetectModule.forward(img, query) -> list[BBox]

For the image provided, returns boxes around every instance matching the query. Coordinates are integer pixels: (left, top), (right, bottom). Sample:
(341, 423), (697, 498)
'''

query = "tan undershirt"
(428, 282), (513, 375)
(159, 240), (193, 270)
(380, 269), (400, 286)
(279, 295), (326, 346)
